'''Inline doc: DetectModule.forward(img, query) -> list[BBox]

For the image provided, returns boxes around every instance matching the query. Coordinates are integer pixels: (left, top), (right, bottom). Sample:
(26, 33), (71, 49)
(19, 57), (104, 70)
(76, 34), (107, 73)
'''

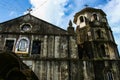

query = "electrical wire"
(0, 0), (49, 14)
(0, 1), (17, 12)
(31, 0), (49, 13)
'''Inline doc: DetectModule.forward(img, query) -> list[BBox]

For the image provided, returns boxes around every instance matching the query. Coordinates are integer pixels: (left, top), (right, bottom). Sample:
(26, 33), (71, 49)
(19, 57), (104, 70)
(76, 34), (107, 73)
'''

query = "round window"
(21, 23), (31, 32)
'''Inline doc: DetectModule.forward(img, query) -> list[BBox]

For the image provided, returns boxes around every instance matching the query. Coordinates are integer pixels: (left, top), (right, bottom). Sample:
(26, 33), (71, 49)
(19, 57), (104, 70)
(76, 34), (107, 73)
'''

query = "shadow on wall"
(0, 50), (39, 80)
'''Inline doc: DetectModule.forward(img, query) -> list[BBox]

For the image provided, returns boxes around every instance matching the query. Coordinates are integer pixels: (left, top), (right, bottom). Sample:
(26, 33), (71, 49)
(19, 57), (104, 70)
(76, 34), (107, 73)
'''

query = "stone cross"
(27, 8), (32, 14)
(84, 4), (89, 8)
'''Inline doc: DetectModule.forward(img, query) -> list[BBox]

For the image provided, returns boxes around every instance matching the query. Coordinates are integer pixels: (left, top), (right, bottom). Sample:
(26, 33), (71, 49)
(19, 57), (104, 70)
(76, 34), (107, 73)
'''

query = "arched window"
(100, 44), (106, 57)
(15, 37), (29, 54)
(96, 29), (101, 38)
(107, 71), (114, 80)
(18, 39), (28, 51)
(79, 16), (84, 23)
(93, 13), (98, 20)
(96, 29), (104, 39)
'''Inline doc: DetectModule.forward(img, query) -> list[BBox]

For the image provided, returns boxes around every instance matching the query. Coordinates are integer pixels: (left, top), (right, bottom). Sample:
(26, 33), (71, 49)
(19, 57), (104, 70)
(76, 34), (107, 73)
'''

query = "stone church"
(0, 7), (120, 80)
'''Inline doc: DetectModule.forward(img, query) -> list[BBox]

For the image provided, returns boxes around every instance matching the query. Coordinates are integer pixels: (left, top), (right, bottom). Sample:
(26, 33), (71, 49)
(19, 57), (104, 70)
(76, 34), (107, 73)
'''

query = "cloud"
(101, 0), (120, 53)
(102, 0), (120, 24)
(99, 0), (120, 53)
(29, 0), (70, 29)
(29, 0), (88, 29)
(112, 26), (120, 34)
(9, 11), (17, 16)
(29, 0), (103, 29)
(29, 0), (120, 53)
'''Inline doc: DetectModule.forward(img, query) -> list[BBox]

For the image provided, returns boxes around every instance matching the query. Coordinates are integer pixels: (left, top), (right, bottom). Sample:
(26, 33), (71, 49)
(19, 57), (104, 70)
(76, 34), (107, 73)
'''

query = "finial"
(27, 8), (32, 14)
(67, 20), (74, 34)
(69, 20), (72, 27)
(84, 4), (89, 8)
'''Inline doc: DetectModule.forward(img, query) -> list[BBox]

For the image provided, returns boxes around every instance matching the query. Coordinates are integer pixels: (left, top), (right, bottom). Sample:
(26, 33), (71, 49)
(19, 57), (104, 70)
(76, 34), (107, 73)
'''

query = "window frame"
(107, 71), (114, 80)
(20, 23), (32, 32)
(18, 39), (28, 52)
(15, 37), (30, 54)
(79, 16), (84, 23)
(93, 13), (98, 20)
(91, 13), (99, 21)
(4, 38), (16, 51)
(31, 40), (41, 55)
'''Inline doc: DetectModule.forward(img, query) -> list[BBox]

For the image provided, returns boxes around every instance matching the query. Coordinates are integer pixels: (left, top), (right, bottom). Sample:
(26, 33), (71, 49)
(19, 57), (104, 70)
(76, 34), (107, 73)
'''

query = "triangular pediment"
(0, 14), (68, 35)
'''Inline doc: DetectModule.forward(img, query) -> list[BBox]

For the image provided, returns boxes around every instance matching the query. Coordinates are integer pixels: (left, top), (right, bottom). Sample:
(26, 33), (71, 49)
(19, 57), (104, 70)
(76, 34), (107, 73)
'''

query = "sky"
(0, 0), (120, 54)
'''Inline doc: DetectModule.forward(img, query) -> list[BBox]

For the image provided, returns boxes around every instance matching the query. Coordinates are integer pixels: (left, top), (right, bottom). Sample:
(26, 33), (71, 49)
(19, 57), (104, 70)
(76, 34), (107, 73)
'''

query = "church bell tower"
(73, 7), (120, 80)
(74, 7), (119, 59)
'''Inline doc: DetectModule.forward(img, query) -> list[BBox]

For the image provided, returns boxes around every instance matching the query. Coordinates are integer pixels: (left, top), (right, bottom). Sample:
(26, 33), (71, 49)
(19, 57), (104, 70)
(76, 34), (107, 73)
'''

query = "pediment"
(0, 14), (68, 35)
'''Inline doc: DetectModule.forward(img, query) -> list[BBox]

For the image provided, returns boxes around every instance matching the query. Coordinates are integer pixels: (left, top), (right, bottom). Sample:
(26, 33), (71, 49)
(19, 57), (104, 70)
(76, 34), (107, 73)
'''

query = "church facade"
(0, 7), (120, 80)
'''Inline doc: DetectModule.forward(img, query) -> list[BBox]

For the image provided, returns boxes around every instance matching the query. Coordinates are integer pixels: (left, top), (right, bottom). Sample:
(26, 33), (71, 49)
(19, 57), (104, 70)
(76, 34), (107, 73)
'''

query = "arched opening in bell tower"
(93, 13), (98, 20)
(79, 16), (84, 23)
(100, 44), (106, 57)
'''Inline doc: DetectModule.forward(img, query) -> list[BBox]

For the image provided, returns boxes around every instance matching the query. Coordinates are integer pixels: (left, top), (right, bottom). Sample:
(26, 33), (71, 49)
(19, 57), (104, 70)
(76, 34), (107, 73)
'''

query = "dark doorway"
(107, 71), (113, 80)
(5, 40), (14, 51)
(31, 40), (41, 54)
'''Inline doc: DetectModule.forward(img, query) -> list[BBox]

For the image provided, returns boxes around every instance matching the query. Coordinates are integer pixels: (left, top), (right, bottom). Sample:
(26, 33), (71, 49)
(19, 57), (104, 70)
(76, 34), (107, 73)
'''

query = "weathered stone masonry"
(0, 7), (120, 80)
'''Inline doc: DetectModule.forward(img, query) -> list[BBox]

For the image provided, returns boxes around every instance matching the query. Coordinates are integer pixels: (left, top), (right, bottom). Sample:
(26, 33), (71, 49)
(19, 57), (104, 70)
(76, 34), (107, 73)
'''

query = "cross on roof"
(27, 8), (32, 14)
(84, 4), (89, 8)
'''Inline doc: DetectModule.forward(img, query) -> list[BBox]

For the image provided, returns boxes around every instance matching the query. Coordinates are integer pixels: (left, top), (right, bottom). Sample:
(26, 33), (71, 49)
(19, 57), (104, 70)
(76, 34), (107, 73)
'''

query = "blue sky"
(0, 0), (120, 54)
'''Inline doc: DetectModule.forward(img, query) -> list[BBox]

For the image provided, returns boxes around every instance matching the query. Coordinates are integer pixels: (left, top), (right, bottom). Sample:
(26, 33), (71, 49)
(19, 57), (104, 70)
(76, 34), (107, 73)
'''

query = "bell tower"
(74, 7), (119, 59)
(73, 7), (120, 80)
